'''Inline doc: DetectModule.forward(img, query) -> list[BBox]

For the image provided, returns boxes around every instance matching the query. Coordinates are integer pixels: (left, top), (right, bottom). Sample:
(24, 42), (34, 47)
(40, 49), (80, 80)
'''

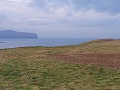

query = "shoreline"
(0, 39), (119, 50)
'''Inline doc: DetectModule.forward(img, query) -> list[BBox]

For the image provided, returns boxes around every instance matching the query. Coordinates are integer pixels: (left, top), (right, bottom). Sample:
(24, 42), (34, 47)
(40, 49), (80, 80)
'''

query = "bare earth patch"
(50, 53), (120, 68)
(47, 39), (120, 69)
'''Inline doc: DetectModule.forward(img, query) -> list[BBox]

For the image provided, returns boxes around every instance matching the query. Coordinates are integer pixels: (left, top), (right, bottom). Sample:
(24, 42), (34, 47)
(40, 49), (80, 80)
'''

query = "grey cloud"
(31, 0), (47, 8)
(0, 13), (7, 23)
(31, 0), (70, 12)
(71, 0), (120, 14)
(49, 0), (69, 6)
(26, 20), (50, 26)
(56, 17), (119, 28)
(66, 12), (74, 17)
(32, 0), (120, 14)
(32, 0), (69, 7)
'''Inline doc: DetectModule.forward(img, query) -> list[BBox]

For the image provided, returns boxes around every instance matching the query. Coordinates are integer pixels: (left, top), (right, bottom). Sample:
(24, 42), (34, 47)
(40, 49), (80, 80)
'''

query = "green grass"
(0, 59), (120, 90)
(0, 39), (120, 90)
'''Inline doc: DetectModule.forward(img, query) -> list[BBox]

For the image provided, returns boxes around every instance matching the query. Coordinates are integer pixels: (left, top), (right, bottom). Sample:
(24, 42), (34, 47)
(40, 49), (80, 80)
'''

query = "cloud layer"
(0, 0), (120, 38)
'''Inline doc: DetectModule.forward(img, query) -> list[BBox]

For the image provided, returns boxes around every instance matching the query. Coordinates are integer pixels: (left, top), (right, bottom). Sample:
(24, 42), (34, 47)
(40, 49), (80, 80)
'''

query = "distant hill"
(0, 30), (38, 39)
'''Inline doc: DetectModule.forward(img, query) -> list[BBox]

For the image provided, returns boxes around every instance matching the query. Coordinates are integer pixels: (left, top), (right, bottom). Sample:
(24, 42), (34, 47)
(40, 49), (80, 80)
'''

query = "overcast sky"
(0, 0), (120, 38)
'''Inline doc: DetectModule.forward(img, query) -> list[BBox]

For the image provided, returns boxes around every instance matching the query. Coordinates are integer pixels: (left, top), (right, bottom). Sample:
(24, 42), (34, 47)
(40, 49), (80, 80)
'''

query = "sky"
(0, 0), (120, 38)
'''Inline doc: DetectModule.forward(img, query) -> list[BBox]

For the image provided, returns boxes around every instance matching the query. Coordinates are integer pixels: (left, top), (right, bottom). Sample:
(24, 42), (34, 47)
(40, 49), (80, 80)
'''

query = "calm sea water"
(0, 38), (96, 49)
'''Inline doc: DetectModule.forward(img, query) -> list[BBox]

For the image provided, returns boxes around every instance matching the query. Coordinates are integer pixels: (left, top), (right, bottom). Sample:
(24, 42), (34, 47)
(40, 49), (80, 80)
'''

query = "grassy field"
(0, 39), (120, 90)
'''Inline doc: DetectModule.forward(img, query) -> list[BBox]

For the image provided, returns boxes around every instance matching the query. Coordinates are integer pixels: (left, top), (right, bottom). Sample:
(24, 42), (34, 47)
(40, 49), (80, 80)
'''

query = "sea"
(0, 38), (97, 49)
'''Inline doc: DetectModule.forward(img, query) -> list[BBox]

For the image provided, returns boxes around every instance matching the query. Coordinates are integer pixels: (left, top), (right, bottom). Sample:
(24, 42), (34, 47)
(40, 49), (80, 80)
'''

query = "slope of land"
(0, 39), (120, 90)
(0, 30), (38, 39)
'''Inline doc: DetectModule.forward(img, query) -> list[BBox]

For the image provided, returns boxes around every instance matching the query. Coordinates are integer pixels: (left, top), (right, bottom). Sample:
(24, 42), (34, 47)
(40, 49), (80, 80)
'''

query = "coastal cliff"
(0, 30), (38, 39)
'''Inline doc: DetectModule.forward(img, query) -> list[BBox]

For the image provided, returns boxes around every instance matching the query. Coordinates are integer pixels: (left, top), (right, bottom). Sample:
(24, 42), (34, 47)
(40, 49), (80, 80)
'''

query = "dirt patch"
(49, 53), (120, 68)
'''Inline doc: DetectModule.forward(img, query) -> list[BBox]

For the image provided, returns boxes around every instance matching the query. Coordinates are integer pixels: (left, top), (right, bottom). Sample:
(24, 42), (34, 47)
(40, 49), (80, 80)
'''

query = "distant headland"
(0, 30), (38, 39)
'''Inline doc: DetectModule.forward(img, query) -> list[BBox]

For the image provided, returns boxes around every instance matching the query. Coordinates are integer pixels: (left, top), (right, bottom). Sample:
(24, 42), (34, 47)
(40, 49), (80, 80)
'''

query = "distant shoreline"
(0, 42), (5, 43)
(0, 38), (96, 49)
(0, 38), (118, 50)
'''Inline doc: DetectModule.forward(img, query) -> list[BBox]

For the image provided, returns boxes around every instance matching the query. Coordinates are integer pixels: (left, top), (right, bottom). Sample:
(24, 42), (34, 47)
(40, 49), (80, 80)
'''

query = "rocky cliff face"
(0, 30), (38, 39)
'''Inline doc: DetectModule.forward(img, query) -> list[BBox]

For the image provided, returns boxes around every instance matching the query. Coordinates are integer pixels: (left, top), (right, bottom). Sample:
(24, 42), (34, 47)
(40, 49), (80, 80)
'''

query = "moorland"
(0, 39), (120, 90)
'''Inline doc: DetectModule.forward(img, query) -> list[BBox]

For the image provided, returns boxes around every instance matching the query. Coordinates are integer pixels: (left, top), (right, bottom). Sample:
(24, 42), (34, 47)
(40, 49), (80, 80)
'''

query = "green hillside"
(0, 39), (120, 90)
